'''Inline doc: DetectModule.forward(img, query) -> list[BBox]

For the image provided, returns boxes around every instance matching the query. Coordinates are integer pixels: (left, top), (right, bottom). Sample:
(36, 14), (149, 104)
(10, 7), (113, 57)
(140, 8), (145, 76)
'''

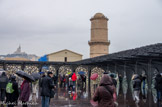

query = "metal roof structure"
(75, 43), (162, 65)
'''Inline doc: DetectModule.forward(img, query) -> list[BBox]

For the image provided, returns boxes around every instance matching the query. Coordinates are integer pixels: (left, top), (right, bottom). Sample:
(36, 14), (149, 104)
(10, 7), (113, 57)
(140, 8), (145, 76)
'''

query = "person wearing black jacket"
(6, 75), (19, 107)
(39, 72), (45, 96)
(40, 72), (54, 107)
(141, 74), (147, 99)
(52, 74), (58, 86)
(0, 72), (8, 102)
(110, 74), (117, 87)
(132, 74), (141, 103)
(155, 73), (162, 102)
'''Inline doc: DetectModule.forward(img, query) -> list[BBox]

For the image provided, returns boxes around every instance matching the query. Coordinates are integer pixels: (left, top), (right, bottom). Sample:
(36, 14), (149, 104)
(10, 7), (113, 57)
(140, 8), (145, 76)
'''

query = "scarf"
(21, 80), (25, 90)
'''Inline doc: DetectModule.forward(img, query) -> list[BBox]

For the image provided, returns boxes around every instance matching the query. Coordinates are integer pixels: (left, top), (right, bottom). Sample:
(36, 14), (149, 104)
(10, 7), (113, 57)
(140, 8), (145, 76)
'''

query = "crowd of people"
(91, 72), (162, 107)
(0, 70), (87, 107)
(58, 73), (86, 93)
(0, 72), (30, 107)
(0, 69), (162, 107)
(0, 71), (55, 107)
(132, 73), (162, 104)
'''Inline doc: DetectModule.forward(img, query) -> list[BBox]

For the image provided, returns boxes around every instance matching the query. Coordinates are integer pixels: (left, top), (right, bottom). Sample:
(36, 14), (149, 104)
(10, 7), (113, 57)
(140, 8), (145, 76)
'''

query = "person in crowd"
(92, 78), (98, 92)
(141, 73), (147, 100)
(39, 72), (45, 96)
(65, 74), (69, 90)
(132, 74), (141, 104)
(0, 72), (9, 105)
(110, 74), (117, 88)
(6, 75), (19, 107)
(109, 73), (118, 105)
(119, 74), (122, 85)
(155, 73), (162, 102)
(40, 72), (55, 107)
(69, 77), (73, 93)
(39, 72), (45, 84)
(72, 72), (77, 91)
(19, 78), (31, 107)
(77, 75), (82, 91)
(60, 74), (65, 88)
(92, 74), (115, 107)
(32, 80), (39, 104)
(81, 75), (86, 89)
(53, 74), (58, 86)
(59, 74), (62, 88)
(63, 74), (66, 88)
(118, 74), (123, 91)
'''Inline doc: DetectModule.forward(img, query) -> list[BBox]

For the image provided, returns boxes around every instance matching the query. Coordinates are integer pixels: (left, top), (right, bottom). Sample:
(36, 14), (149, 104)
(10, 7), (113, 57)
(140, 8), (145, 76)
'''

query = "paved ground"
(1, 87), (162, 107)
(37, 88), (162, 107)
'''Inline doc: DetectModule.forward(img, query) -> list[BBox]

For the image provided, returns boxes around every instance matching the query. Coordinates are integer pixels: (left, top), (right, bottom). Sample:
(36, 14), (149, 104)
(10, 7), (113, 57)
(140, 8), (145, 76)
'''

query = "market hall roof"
(75, 43), (162, 65)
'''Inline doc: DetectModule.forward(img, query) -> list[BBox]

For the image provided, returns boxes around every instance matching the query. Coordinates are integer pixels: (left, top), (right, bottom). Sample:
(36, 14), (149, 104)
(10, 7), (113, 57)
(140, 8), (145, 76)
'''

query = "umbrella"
(132, 74), (139, 80)
(90, 100), (98, 107)
(90, 73), (98, 80)
(67, 71), (72, 75)
(16, 71), (35, 82)
(39, 72), (45, 75)
(109, 73), (117, 78)
(42, 66), (49, 70)
(31, 73), (40, 80)
(78, 71), (85, 75)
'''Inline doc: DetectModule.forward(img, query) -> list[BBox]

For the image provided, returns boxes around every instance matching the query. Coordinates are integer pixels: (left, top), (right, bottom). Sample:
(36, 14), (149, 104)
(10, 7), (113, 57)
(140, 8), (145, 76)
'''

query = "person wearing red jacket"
(71, 73), (77, 92)
(72, 73), (77, 81)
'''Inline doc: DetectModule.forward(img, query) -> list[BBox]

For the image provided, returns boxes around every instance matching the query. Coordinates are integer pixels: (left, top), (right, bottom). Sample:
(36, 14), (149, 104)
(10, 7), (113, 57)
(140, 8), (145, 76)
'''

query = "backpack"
(6, 82), (14, 93)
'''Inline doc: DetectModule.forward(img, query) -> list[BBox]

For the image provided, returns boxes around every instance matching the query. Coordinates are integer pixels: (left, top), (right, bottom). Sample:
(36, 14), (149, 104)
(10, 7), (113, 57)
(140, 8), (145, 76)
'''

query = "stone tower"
(89, 13), (110, 58)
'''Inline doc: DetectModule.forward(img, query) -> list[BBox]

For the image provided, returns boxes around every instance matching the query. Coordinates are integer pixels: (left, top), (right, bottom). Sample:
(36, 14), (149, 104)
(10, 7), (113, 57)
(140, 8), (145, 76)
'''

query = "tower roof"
(90, 13), (108, 21)
(94, 13), (105, 18)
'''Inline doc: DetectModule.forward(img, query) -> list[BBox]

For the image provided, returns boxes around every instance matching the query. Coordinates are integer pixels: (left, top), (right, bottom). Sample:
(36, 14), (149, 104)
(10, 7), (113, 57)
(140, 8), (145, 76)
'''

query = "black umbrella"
(16, 71), (35, 82)
(31, 73), (40, 80)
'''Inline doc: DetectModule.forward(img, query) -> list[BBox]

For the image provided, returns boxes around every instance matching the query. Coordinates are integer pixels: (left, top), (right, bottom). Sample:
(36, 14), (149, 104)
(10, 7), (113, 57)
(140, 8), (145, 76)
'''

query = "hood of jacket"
(99, 74), (113, 86)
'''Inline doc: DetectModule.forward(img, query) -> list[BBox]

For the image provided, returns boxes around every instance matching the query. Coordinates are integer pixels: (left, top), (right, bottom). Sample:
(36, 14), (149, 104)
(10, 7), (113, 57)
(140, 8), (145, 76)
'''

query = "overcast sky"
(0, 0), (162, 59)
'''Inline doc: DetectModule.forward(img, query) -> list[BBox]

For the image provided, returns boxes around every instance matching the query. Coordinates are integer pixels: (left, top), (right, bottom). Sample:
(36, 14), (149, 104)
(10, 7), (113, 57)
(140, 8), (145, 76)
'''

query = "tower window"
(64, 57), (67, 62)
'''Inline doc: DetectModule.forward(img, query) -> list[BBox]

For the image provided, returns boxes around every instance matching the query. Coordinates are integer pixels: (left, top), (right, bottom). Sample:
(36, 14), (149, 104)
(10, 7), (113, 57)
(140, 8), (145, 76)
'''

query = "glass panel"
(122, 71), (128, 99)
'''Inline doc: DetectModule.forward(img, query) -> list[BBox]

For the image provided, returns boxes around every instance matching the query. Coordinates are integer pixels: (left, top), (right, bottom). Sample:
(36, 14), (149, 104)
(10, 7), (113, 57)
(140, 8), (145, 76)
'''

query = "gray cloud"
(0, 0), (162, 59)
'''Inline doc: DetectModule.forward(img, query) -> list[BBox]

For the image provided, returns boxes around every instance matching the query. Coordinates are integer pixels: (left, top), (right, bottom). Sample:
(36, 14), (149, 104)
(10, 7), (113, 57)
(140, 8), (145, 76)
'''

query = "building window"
(65, 57), (67, 62)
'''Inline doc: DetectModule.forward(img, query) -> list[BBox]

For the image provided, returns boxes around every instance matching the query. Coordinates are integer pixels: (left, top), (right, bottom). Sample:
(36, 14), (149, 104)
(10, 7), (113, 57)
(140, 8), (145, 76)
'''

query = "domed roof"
(90, 13), (108, 21)
(94, 13), (105, 18)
